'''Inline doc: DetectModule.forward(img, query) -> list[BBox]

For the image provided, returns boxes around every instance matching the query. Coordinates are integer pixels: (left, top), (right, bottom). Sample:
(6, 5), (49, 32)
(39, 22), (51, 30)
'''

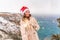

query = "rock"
(57, 18), (60, 28)
(51, 34), (60, 40)
(0, 12), (22, 40)
(44, 34), (60, 40)
(0, 12), (22, 25)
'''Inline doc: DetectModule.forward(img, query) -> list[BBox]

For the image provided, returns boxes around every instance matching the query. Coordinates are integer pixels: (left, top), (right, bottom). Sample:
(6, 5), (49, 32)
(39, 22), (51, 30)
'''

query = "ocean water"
(35, 15), (60, 40)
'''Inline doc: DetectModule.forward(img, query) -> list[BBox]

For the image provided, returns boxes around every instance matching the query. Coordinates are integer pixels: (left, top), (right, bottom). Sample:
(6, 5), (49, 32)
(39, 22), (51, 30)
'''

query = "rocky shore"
(0, 12), (22, 40)
(57, 18), (60, 28)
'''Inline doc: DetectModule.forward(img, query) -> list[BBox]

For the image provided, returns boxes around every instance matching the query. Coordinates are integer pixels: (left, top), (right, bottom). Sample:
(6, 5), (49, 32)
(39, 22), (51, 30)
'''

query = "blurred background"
(0, 0), (60, 15)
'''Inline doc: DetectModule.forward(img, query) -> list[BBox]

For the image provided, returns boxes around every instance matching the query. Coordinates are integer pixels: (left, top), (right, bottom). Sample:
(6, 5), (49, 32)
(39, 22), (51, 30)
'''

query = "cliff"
(0, 12), (22, 40)
(57, 18), (60, 28)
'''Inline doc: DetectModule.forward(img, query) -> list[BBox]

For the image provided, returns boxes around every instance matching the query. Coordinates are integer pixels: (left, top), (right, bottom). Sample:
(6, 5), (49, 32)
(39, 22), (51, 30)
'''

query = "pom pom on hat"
(20, 6), (29, 14)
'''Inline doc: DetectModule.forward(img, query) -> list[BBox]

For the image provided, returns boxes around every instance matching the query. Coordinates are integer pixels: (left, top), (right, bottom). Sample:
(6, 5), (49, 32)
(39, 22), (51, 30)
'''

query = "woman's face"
(24, 10), (30, 17)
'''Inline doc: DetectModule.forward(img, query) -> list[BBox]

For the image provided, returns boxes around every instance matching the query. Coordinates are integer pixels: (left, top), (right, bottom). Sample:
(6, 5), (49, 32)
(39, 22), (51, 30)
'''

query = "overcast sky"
(0, 0), (60, 15)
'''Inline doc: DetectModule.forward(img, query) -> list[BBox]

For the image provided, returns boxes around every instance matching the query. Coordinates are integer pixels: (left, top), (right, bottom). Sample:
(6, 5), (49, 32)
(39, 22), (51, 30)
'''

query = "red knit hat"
(20, 6), (29, 14)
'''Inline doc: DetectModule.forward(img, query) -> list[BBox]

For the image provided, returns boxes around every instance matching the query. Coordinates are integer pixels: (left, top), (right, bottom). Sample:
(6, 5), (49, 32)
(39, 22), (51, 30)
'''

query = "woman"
(20, 6), (40, 40)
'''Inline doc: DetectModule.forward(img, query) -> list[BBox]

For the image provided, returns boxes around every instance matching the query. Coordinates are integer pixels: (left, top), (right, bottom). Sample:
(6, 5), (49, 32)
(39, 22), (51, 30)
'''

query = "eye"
(26, 10), (30, 13)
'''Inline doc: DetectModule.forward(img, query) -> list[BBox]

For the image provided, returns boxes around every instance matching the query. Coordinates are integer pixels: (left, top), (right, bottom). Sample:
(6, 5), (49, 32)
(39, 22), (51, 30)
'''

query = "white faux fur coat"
(20, 17), (40, 40)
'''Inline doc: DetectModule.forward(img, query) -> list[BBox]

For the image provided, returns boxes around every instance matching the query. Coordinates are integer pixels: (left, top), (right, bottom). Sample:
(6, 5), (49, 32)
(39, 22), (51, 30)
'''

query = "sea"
(33, 15), (60, 40)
